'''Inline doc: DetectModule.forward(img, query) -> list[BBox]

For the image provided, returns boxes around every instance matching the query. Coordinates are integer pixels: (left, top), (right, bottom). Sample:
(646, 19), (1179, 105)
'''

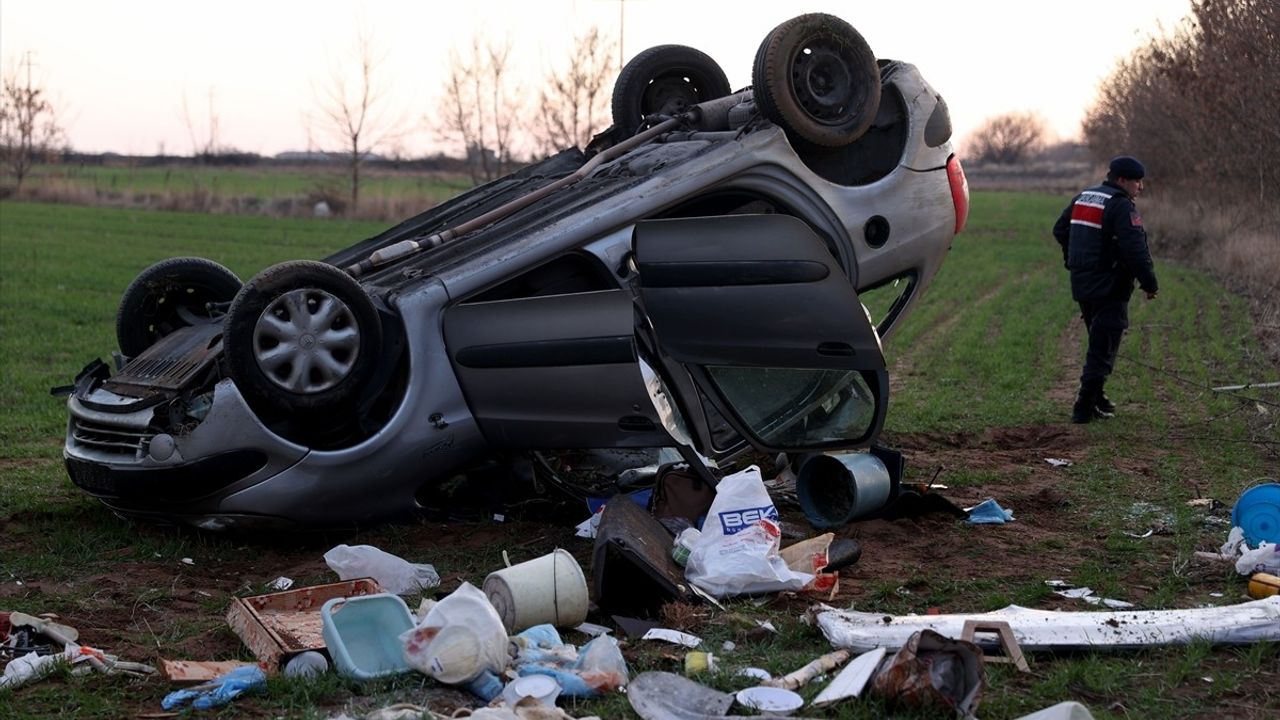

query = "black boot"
(1095, 390), (1116, 417)
(1072, 387), (1098, 424)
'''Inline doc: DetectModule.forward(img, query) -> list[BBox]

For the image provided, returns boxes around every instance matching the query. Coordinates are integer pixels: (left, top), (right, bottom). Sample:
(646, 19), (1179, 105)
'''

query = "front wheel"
(116, 257), (242, 357)
(224, 261), (382, 414)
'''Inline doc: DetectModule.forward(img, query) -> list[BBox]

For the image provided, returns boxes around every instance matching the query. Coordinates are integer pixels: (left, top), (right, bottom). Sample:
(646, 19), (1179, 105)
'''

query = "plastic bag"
(161, 665), (266, 710)
(1237, 542), (1280, 575)
(684, 466), (812, 598)
(400, 582), (509, 684)
(324, 544), (440, 596)
(516, 631), (628, 697)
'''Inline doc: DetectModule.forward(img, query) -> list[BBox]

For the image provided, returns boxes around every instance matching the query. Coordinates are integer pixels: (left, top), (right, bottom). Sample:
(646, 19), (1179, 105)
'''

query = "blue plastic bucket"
(321, 593), (415, 680)
(1232, 483), (1280, 547)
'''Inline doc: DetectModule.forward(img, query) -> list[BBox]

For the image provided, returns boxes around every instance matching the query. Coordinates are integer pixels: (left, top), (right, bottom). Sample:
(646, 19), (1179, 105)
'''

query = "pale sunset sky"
(0, 0), (1194, 157)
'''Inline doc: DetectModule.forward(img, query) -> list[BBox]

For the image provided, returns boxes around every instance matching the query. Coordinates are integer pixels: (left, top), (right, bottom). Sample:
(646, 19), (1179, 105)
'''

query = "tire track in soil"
(888, 272), (1033, 397)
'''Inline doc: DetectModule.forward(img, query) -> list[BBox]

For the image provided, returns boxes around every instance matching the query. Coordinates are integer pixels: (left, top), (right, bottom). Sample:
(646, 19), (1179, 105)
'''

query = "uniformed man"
(1052, 155), (1159, 424)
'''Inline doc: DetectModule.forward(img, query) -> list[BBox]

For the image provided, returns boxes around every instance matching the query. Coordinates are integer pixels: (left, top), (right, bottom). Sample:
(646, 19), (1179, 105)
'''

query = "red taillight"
(947, 154), (969, 235)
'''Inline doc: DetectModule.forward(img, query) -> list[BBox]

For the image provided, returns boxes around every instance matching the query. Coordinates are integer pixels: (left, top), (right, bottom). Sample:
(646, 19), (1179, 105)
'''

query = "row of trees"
(1083, 0), (1279, 210)
(1, 27), (620, 207)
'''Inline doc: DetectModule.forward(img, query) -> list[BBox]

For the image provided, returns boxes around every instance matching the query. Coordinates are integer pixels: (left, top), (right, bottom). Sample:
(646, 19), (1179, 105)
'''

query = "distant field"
(0, 196), (1276, 719)
(18, 163), (473, 220)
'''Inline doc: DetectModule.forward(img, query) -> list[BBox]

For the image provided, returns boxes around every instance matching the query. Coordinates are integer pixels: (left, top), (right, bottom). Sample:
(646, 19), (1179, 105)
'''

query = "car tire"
(611, 44), (731, 137)
(224, 260), (381, 413)
(116, 257), (242, 358)
(752, 13), (881, 147)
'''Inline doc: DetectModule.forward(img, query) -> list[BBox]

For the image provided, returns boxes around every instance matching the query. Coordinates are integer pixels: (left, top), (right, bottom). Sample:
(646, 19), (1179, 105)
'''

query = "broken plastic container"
(320, 593), (414, 680)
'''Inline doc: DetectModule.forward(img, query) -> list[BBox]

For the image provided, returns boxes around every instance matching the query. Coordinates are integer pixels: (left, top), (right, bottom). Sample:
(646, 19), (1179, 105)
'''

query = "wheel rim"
(252, 288), (360, 394)
(791, 42), (859, 125)
(641, 73), (701, 115)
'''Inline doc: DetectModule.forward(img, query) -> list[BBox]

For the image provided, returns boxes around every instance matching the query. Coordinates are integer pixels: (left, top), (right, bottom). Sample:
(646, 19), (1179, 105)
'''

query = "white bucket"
(483, 548), (588, 633)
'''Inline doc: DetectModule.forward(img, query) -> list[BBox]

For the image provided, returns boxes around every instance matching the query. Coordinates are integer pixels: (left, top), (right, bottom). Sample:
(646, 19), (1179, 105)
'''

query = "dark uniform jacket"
(1052, 181), (1158, 302)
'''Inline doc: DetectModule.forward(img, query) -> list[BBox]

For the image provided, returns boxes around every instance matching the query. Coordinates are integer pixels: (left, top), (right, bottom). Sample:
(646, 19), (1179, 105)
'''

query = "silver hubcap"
(253, 288), (359, 394)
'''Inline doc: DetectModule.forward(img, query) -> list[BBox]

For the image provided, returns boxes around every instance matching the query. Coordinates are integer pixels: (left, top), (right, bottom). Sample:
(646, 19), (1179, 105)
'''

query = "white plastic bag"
(400, 582), (509, 684)
(1237, 542), (1280, 575)
(684, 466), (812, 598)
(323, 544), (440, 596)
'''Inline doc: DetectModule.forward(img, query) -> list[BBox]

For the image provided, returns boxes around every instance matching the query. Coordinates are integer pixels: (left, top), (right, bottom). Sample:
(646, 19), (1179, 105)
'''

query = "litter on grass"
(814, 596), (1280, 652)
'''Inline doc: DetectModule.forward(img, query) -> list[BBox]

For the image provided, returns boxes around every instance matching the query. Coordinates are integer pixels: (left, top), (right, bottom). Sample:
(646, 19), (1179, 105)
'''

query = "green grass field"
(0, 195), (1276, 718)
(19, 164), (473, 219)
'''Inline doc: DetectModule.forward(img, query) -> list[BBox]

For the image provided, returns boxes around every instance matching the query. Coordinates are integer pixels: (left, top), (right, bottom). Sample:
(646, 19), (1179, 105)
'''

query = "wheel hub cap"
(252, 288), (360, 394)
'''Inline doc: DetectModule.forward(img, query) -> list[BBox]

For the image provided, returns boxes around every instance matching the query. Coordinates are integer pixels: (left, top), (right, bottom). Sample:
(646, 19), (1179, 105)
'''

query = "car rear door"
(633, 214), (889, 454)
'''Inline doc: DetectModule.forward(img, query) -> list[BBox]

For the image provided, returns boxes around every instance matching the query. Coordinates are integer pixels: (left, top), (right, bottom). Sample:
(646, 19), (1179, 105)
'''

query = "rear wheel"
(224, 261), (381, 414)
(611, 45), (731, 137)
(116, 257), (241, 357)
(752, 13), (880, 147)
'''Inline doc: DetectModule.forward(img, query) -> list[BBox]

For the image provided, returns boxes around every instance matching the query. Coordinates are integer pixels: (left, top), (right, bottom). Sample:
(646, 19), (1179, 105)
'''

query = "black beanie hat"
(1109, 155), (1145, 180)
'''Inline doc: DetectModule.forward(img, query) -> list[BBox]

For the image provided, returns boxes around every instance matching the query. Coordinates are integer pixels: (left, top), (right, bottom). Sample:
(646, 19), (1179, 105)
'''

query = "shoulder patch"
(1130, 211), (1143, 227)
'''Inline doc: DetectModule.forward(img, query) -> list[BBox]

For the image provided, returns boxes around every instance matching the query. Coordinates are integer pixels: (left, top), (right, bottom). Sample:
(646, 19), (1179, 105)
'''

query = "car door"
(633, 213), (889, 455)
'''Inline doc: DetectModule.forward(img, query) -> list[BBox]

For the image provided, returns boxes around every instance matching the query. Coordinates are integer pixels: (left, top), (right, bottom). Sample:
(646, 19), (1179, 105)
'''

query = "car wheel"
(224, 260), (381, 413)
(116, 257), (242, 357)
(752, 13), (880, 147)
(611, 44), (731, 137)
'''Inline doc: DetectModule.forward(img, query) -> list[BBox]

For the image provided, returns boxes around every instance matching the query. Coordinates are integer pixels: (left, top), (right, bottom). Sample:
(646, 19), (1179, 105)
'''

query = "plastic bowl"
(1232, 483), (1280, 547)
(735, 686), (804, 716)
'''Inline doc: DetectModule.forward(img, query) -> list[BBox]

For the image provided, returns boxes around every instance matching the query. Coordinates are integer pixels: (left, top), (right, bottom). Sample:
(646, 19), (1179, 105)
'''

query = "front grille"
(70, 417), (155, 459)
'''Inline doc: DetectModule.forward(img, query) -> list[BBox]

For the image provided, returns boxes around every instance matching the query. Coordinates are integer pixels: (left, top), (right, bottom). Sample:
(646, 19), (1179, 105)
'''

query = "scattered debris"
(779, 533), (839, 599)
(685, 466), (812, 598)
(1211, 380), (1280, 392)
(627, 671), (812, 720)
(815, 597), (1280, 652)
(763, 649), (851, 691)
(226, 578), (383, 668)
(322, 593), (415, 680)
(501, 674), (562, 707)
(401, 582), (508, 686)
(592, 500), (695, 617)
(268, 576), (294, 591)
(1123, 529), (1154, 539)
(961, 620), (1030, 672)
(966, 498), (1014, 524)
(161, 665), (266, 711)
(181, 558), (194, 566)
(871, 629), (985, 719)
(736, 667), (772, 681)
(811, 646), (886, 707)
(1015, 701), (1097, 720)
(161, 659), (265, 683)
(485, 549), (589, 632)
(1231, 483), (1280, 547)
(572, 622), (611, 637)
(1048, 581), (1135, 609)
(683, 651), (716, 675)
(323, 544), (440, 596)
(1045, 458), (1073, 467)
(1248, 572), (1280, 599)
(736, 686), (804, 715)
(283, 651), (328, 678)
(642, 628), (702, 648)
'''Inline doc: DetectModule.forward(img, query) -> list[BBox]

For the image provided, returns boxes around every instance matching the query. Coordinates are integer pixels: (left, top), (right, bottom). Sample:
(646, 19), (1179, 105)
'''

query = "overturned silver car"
(62, 14), (968, 530)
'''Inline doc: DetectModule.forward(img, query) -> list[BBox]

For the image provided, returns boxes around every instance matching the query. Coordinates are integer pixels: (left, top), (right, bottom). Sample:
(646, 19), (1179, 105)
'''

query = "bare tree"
(966, 111), (1049, 164)
(534, 26), (617, 155)
(180, 87), (223, 161)
(437, 35), (521, 185)
(314, 32), (405, 210)
(0, 52), (65, 191)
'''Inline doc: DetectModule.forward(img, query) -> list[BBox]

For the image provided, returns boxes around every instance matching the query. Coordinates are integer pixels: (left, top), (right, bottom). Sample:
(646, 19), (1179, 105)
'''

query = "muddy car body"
(62, 15), (967, 530)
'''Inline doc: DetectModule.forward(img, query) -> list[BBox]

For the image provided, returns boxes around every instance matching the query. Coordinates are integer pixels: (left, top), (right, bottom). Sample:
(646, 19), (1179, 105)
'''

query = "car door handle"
(817, 342), (856, 357)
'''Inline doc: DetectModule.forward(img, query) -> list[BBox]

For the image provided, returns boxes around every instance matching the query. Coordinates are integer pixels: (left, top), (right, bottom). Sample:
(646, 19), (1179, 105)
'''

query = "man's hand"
(1145, 290), (1158, 300)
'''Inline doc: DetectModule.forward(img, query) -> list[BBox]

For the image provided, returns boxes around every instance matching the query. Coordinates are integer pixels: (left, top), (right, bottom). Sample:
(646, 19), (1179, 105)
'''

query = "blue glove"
(162, 665), (266, 710)
(967, 498), (1014, 524)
